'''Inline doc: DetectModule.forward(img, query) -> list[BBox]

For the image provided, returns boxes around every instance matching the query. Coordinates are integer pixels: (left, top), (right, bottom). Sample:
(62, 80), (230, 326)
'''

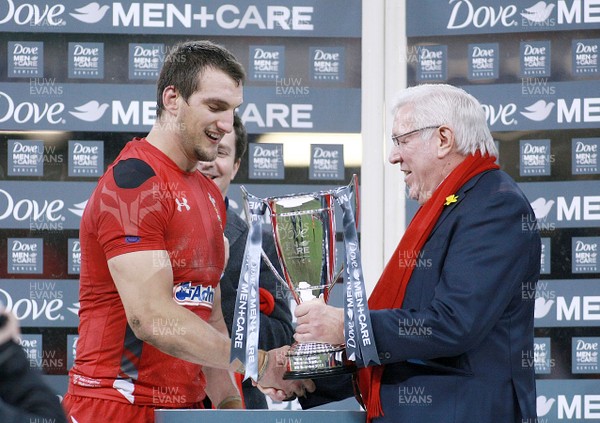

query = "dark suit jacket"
(221, 208), (294, 409)
(0, 340), (67, 423)
(301, 169), (540, 422)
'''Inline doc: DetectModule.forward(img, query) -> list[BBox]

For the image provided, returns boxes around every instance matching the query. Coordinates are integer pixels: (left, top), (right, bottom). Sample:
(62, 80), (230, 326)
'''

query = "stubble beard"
(194, 142), (218, 162)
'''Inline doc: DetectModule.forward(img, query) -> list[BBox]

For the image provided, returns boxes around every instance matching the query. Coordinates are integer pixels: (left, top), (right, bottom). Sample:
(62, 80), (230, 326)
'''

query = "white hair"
(391, 84), (498, 156)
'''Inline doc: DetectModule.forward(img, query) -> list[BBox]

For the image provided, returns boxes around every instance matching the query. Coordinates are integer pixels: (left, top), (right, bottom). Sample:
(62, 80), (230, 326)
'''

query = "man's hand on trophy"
(252, 346), (315, 401)
(294, 296), (345, 345)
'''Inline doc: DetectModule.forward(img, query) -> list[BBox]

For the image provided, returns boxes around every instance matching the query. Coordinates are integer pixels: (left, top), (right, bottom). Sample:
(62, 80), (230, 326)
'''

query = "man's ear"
(161, 85), (179, 116)
(436, 125), (455, 159)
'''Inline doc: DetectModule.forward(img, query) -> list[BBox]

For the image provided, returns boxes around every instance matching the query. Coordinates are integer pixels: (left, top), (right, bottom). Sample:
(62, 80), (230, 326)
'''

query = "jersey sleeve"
(95, 158), (171, 260)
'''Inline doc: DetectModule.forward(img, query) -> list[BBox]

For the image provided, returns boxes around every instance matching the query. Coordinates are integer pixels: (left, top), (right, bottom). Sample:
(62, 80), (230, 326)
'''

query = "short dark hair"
(156, 40), (246, 118)
(232, 114), (247, 163)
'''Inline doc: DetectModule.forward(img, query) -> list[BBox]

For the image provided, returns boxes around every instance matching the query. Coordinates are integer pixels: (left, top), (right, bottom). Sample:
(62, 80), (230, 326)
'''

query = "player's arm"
(109, 250), (235, 370)
(204, 285), (243, 408)
(110, 249), (313, 398)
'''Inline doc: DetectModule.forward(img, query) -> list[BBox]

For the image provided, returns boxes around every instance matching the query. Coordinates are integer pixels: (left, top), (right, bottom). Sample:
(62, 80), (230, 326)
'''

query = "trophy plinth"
(284, 342), (356, 380)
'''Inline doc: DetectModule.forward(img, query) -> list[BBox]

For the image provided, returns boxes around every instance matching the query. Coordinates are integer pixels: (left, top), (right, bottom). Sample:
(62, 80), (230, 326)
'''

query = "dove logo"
(0, 1), (65, 26)
(447, 0), (518, 29)
(520, 1), (556, 25)
(0, 91), (64, 125)
(520, 100), (555, 122)
(0, 189), (65, 223)
(535, 298), (554, 319)
(557, 97), (600, 123)
(0, 288), (64, 322)
(69, 101), (109, 122)
(481, 103), (518, 126)
(69, 2), (109, 24)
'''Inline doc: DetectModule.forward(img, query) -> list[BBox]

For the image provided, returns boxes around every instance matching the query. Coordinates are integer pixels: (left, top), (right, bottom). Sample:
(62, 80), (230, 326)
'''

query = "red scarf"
(357, 151), (499, 422)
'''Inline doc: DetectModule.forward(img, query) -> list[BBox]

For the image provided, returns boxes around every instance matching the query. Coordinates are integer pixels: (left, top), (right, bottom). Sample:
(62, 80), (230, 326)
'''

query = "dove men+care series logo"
(536, 380), (600, 421)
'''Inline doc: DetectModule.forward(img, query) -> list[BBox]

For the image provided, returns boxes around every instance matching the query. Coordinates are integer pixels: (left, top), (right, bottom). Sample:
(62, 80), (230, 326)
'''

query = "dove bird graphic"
(70, 2), (110, 24)
(521, 1), (556, 23)
(67, 302), (81, 316)
(534, 297), (554, 319)
(536, 395), (556, 417)
(520, 100), (555, 121)
(530, 197), (554, 220)
(68, 200), (89, 217)
(69, 101), (109, 122)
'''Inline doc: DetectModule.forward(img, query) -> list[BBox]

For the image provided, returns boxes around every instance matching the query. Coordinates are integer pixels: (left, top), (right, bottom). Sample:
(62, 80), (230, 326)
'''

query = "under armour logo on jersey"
(175, 197), (190, 212)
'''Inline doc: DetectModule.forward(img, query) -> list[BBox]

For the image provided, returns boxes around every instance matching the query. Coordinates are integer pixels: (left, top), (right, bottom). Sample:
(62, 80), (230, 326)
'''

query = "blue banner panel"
(0, 83), (360, 133)
(0, 279), (80, 327)
(0, 0), (361, 37)
(407, 0), (600, 36)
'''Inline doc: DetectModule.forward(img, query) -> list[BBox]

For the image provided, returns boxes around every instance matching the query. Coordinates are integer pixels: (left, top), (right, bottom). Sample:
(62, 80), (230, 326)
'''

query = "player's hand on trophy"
(294, 296), (345, 345)
(253, 346), (315, 401)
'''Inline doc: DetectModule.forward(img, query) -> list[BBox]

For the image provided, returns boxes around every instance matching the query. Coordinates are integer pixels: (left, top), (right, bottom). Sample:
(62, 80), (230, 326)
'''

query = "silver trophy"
(235, 175), (379, 380)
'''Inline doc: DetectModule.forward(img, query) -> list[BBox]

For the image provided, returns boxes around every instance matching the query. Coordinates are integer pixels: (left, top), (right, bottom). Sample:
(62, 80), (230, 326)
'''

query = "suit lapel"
(426, 170), (492, 240)
(224, 209), (248, 247)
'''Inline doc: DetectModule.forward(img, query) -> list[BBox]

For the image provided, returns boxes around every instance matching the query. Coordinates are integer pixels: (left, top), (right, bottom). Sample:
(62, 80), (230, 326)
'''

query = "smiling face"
(198, 130), (239, 197)
(174, 67), (243, 166)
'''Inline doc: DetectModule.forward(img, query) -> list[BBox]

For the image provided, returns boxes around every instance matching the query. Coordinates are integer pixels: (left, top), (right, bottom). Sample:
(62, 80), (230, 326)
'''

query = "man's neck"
(146, 119), (196, 172)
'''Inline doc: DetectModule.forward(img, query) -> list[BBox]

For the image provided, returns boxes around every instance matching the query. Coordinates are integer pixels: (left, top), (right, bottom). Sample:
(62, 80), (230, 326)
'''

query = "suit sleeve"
(298, 373), (355, 409)
(221, 215), (294, 350)
(255, 227), (294, 349)
(367, 189), (540, 364)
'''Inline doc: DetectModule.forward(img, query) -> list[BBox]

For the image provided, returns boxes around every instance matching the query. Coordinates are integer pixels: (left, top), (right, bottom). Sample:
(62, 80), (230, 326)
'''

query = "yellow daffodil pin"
(444, 194), (459, 206)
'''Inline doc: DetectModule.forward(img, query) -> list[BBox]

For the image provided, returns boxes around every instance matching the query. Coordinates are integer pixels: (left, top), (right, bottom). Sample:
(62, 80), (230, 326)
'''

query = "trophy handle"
(239, 186), (291, 293)
(260, 249), (289, 289)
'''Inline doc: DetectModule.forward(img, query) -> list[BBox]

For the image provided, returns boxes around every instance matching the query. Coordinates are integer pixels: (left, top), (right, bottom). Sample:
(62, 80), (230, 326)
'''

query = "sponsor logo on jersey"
(172, 281), (214, 307)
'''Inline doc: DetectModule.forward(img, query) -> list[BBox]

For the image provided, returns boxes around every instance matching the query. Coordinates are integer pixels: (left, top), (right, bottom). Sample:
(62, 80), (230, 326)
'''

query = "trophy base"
(283, 342), (356, 380)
